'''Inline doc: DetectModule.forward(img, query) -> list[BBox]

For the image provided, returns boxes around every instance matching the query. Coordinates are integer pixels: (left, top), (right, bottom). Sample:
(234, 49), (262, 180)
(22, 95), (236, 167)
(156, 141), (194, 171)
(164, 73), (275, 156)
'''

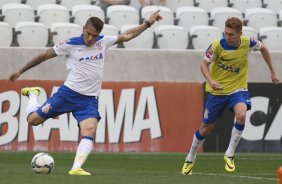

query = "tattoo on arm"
(117, 23), (147, 43)
(19, 48), (57, 74)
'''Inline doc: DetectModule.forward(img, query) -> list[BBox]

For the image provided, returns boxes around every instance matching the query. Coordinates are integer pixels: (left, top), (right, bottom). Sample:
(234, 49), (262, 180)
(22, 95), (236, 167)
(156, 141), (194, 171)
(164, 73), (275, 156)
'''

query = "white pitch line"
(194, 172), (278, 181)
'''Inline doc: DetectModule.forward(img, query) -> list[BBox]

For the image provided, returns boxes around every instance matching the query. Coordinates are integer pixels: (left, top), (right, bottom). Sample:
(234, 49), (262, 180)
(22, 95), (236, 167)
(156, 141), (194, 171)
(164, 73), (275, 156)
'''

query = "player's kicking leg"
(21, 87), (42, 96)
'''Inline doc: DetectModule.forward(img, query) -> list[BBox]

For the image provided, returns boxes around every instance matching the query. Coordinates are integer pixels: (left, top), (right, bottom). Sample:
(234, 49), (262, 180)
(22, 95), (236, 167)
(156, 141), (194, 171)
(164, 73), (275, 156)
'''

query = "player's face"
(224, 27), (242, 47)
(83, 24), (101, 46)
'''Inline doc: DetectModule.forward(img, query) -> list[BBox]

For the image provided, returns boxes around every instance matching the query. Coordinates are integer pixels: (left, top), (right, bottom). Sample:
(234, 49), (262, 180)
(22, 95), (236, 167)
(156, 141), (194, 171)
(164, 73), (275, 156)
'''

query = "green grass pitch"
(0, 152), (280, 184)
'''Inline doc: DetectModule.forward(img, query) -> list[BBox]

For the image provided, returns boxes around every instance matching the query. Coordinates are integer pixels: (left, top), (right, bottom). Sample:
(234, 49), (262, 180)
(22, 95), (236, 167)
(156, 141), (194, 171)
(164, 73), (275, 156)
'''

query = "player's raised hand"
(148, 10), (162, 25)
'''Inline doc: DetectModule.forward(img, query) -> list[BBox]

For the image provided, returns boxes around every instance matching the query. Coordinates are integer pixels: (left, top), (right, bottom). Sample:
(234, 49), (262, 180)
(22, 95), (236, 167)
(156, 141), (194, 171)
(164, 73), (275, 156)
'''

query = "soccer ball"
(31, 152), (54, 174)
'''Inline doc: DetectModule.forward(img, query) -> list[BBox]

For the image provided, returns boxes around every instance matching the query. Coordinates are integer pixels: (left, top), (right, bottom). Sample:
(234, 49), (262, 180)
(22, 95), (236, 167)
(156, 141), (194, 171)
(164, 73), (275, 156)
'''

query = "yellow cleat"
(224, 155), (235, 173)
(68, 168), (91, 176)
(181, 160), (194, 175)
(21, 87), (42, 97)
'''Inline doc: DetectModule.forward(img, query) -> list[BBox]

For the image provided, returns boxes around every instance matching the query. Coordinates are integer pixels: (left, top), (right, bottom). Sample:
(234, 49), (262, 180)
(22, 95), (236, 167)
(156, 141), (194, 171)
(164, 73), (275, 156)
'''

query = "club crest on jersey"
(95, 41), (103, 50)
(41, 103), (52, 114)
(79, 53), (103, 61)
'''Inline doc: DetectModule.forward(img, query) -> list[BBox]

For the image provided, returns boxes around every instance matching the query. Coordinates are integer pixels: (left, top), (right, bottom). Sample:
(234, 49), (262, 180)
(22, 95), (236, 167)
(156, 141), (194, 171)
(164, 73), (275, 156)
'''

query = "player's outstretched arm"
(9, 48), (57, 81)
(115, 10), (162, 43)
(260, 43), (279, 85)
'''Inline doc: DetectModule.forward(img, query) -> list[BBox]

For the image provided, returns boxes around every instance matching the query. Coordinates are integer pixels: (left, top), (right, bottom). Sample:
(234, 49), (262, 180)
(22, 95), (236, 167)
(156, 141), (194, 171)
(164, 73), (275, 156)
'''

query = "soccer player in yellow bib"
(182, 17), (279, 175)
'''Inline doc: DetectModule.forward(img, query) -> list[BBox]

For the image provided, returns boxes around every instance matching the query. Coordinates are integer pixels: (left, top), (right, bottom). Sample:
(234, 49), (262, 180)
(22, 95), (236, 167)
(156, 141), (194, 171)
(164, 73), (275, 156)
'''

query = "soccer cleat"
(224, 155), (235, 173)
(181, 160), (194, 175)
(21, 87), (41, 97)
(68, 168), (91, 176)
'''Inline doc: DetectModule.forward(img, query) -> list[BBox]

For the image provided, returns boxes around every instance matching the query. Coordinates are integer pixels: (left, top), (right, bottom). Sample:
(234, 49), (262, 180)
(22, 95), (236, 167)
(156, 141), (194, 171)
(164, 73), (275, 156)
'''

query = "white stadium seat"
(141, 5), (174, 28)
(15, 21), (48, 47)
(259, 27), (282, 51)
(210, 7), (243, 30)
(245, 8), (277, 31)
(156, 25), (189, 49)
(190, 25), (223, 50)
(165, 0), (194, 13)
(51, 23), (82, 45)
(121, 24), (154, 49)
(242, 26), (258, 39)
(231, 0), (263, 14)
(107, 5), (139, 30)
(264, 0), (282, 14)
(197, 0), (229, 13)
(2, 3), (34, 27)
(25, 0), (57, 10)
(0, 22), (13, 46)
(72, 5), (105, 26)
(0, 0), (21, 10)
(176, 6), (209, 31)
(100, 24), (119, 48)
(60, 0), (93, 10)
(37, 4), (70, 28)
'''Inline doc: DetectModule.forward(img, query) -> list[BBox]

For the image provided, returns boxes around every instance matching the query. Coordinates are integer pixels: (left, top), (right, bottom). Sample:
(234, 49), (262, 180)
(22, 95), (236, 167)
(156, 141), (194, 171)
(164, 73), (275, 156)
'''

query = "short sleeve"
(53, 40), (72, 56)
(204, 44), (217, 63)
(103, 35), (118, 48)
(249, 37), (262, 51)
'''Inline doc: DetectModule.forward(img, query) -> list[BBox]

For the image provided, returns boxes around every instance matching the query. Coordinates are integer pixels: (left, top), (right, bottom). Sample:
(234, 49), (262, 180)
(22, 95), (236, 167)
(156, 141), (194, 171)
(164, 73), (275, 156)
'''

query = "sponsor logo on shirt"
(79, 53), (103, 61)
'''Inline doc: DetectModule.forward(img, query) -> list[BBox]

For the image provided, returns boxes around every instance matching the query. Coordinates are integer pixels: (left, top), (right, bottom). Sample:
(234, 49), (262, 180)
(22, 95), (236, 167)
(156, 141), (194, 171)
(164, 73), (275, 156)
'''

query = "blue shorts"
(202, 91), (251, 124)
(36, 85), (101, 123)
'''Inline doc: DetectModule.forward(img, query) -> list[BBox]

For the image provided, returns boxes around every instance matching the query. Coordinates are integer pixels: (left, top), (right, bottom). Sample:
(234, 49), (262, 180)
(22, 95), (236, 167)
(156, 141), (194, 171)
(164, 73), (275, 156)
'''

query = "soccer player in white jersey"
(9, 11), (162, 176)
(181, 17), (279, 175)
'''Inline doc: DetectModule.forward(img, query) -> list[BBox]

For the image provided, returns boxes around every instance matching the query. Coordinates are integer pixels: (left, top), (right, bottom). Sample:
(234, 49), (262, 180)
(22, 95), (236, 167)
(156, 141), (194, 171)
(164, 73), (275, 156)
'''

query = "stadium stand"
(50, 22), (82, 45)
(264, 0), (282, 14)
(210, 7), (243, 30)
(230, 0), (263, 15)
(190, 25), (223, 50)
(0, 22), (13, 46)
(60, 0), (95, 10)
(165, 0), (194, 13)
(37, 4), (70, 28)
(175, 6), (209, 31)
(197, 0), (229, 14)
(156, 25), (189, 49)
(259, 27), (282, 51)
(15, 21), (48, 47)
(71, 4), (105, 26)
(244, 8), (277, 31)
(25, 0), (57, 10)
(242, 26), (258, 39)
(121, 24), (154, 49)
(100, 24), (119, 48)
(106, 5), (139, 30)
(0, 0), (22, 12)
(1, 3), (34, 27)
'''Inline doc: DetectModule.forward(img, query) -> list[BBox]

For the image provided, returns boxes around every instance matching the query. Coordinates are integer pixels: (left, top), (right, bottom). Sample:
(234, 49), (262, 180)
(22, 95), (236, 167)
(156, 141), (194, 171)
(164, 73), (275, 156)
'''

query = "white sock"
(225, 126), (243, 157)
(187, 134), (205, 162)
(26, 92), (39, 118)
(71, 138), (93, 170)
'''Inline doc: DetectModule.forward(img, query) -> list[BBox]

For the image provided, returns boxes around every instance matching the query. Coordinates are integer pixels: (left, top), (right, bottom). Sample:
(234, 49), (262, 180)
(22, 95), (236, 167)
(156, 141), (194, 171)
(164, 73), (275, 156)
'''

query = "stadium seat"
(259, 27), (282, 51)
(245, 8), (277, 31)
(107, 5), (139, 30)
(176, 6), (209, 31)
(2, 3), (34, 27)
(37, 4), (70, 28)
(264, 0), (282, 14)
(15, 21), (48, 47)
(279, 10), (282, 26)
(72, 5), (105, 26)
(141, 5), (174, 28)
(0, 0), (21, 11)
(165, 0), (194, 13)
(156, 25), (189, 49)
(197, 0), (229, 14)
(242, 26), (258, 39)
(0, 22), (13, 46)
(210, 7), (243, 30)
(100, 24), (119, 48)
(25, 0), (57, 10)
(60, 0), (94, 10)
(121, 24), (154, 49)
(230, 0), (263, 14)
(190, 25), (223, 50)
(50, 23), (82, 45)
